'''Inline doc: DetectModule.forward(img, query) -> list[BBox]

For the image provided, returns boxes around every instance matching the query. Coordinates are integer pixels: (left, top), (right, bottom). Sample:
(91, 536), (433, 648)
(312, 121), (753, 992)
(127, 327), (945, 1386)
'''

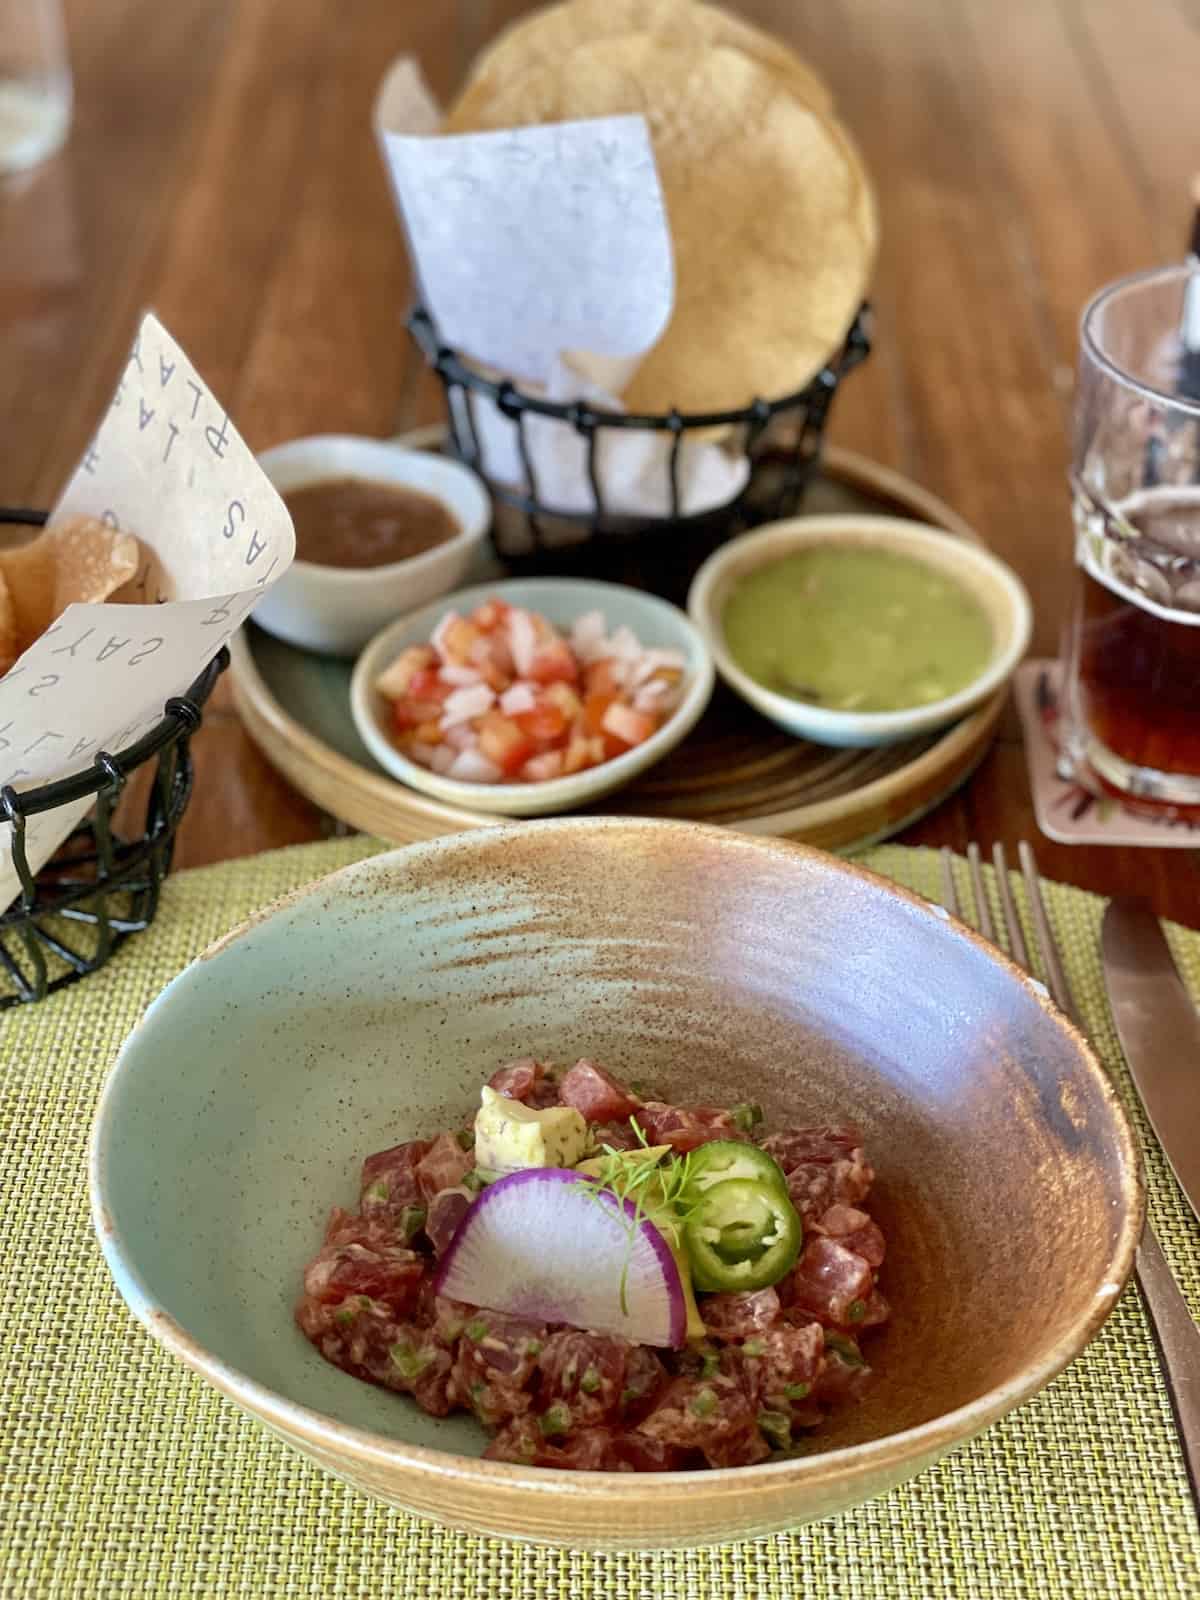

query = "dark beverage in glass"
(1065, 270), (1200, 815)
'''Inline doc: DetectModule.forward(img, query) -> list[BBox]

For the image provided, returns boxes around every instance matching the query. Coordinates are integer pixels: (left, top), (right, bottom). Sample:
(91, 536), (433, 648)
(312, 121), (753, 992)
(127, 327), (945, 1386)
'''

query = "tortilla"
(446, 32), (875, 413)
(454, 0), (834, 123)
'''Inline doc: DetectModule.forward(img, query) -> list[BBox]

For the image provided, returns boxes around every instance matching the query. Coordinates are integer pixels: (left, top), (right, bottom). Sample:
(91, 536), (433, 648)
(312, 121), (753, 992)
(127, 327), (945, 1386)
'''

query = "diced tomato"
(520, 750), (565, 783)
(584, 658), (620, 697)
(441, 617), (482, 662)
(583, 691), (615, 735)
(559, 732), (590, 775)
(391, 697), (445, 732)
(602, 701), (656, 748)
(408, 668), (450, 702)
(487, 633), (516, 678)
(527, 639), (579, 685)
(515, 703), (568, 743)
(470, 599), (510, 632)
(542, 681), (582, 721)
(375, 645), (436, 700)
(476, 711), (535, 777)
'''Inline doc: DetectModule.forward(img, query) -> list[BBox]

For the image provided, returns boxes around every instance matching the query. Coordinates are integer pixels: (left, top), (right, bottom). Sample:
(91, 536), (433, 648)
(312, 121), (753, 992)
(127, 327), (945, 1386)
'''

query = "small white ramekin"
(253, 435), (491, 656)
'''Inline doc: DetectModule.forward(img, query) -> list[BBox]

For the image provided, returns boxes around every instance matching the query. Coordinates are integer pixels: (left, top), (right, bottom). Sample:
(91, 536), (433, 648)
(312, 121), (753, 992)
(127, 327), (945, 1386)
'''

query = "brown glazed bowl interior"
(91, 818), (1142, 1550)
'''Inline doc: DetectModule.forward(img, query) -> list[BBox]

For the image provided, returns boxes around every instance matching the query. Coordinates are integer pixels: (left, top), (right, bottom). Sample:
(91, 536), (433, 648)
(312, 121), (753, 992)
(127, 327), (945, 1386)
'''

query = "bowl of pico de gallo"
(349, 578), (715, 816)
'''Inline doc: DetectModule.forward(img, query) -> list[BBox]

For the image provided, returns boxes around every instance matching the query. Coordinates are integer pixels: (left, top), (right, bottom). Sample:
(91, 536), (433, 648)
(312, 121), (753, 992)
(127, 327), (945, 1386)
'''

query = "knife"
(1101, 898), (1200, 1223)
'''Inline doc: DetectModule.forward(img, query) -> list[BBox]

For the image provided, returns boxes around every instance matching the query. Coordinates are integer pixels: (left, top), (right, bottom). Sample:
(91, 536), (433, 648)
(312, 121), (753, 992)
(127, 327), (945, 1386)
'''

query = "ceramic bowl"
(253, 436), (491, 656)
(91, 819), (1141, 1551)
(349, 578), (715, 817)
(687, 516), (1033, 748)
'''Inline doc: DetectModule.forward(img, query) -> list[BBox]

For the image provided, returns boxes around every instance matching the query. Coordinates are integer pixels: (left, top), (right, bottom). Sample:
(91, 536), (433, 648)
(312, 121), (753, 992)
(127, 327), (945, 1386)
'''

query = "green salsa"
(722, 545), (994, 713)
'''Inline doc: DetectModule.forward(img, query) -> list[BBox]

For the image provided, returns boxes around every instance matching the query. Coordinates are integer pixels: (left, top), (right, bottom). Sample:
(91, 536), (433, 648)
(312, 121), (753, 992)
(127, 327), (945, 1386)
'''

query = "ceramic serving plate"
(90, 819), (1141, 1551)
(229, 439), (1010, 852)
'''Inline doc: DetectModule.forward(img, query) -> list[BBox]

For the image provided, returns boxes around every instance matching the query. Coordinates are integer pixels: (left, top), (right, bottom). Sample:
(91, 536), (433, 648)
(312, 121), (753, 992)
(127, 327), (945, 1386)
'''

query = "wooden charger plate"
(230, 443), (1003, 852)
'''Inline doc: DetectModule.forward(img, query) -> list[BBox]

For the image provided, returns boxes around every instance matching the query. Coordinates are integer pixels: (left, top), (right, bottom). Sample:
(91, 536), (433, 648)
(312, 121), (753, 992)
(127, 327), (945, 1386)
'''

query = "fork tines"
(940, 841), (1078, 1025)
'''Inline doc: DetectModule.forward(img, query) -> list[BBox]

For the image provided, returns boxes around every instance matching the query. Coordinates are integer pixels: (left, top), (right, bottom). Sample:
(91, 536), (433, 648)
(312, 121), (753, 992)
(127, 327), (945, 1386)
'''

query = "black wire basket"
(0, 508), (227, 1007)
(409, 301), (871, 600)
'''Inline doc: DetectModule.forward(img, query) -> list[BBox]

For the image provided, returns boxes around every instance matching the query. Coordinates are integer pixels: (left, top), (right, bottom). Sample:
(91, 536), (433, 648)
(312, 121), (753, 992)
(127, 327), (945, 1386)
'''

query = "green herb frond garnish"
(572, 1119), (703, 1314)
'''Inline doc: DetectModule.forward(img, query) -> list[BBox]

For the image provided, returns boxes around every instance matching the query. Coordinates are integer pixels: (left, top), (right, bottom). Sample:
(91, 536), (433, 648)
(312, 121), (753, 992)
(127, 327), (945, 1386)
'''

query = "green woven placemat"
(1, 836), (1197, 1599)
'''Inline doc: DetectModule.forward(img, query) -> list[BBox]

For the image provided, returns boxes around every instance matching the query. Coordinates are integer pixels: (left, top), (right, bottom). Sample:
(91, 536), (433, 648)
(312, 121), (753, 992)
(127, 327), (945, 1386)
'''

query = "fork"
(940, 841), (1200, 1514)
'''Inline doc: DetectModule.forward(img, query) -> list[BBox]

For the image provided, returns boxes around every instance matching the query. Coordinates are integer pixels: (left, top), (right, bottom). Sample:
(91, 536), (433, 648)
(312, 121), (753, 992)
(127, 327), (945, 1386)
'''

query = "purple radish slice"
(433, 1167), (686, 1349)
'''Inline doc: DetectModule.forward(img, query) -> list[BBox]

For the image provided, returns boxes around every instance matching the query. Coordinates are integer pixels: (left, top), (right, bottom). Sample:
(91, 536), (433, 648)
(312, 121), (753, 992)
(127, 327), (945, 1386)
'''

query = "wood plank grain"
(232, 0), (471, 449)
(953, 0), (1161, 374)
(0, 0), (236, 502)
(1061, 0), (1200, 254)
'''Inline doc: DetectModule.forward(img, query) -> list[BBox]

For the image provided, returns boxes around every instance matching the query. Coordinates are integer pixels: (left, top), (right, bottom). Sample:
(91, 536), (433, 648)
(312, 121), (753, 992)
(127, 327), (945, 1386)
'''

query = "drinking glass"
(0, 0), (72, 176)
(1062, 264), (1200, 816)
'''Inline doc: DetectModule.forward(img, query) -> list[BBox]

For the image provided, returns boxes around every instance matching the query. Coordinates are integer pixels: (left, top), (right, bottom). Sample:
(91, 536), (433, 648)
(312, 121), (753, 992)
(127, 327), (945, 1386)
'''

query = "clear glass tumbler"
(1063, 264), (1200, 817)
(0, 0), (71, 176)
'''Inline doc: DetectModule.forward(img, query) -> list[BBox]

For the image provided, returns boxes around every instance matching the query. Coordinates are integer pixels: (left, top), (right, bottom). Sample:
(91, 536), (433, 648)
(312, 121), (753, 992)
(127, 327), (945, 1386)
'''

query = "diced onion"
(508, 608), (537, 678)
(629, 648), (686, 687)
(440, 663), (483, 688)
(499, 682), (537, 716)
(570, 609), (608, 662)
(608, 624), (642, 662)
(441, 684), (496, 727)
(448, 748), (503, 783)
(431, 611), (460, 661)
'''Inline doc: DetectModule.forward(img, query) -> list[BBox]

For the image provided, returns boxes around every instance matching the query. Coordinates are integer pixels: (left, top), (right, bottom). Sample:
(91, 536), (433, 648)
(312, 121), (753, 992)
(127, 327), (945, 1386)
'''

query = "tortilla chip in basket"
(0, 515), (140, 674)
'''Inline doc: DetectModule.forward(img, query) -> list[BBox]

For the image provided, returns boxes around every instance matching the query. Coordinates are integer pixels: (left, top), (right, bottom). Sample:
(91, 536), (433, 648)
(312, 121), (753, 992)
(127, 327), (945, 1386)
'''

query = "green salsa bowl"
(687, 516), (1032, 749)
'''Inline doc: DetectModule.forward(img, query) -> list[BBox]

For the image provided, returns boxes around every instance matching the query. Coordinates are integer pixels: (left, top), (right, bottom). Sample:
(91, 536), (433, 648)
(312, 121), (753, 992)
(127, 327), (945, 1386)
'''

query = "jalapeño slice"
(685, 1139), (790, 1197)
(683, 1177), (802, 1293)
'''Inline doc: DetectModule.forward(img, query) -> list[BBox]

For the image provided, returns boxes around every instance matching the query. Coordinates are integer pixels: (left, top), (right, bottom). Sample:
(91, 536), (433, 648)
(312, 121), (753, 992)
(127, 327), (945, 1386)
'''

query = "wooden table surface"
(3, 0), (1200, 925)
